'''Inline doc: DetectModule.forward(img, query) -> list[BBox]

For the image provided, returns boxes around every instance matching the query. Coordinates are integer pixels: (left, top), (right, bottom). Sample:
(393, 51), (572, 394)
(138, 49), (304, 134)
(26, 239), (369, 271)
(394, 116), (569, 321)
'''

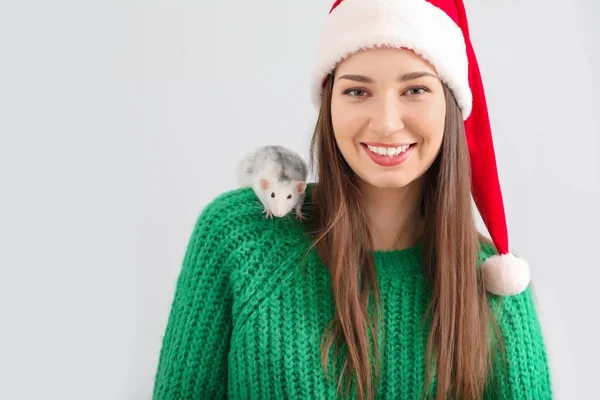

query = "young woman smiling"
(152, 1), (552, 399)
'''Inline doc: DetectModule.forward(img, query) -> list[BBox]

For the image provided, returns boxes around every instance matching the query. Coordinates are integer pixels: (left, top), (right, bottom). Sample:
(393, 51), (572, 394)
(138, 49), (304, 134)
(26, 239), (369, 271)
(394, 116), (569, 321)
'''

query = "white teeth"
(367, 144), (412, 157)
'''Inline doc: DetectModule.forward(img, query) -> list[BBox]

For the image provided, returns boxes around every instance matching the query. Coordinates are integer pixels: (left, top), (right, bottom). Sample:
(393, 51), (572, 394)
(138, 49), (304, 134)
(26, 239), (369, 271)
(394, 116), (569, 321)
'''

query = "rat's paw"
(295, 209), (307, 221)
(262, 208), (274, 219)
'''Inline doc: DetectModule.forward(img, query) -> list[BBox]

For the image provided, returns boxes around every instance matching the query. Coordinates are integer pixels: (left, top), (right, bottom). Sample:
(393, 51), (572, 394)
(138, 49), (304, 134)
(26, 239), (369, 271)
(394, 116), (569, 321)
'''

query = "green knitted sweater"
(152, 183), (552, 399)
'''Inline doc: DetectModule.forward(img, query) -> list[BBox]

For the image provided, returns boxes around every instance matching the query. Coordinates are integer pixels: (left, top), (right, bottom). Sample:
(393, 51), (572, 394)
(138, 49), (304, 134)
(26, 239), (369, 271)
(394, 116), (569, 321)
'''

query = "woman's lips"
(362, 143), (416, 167)
(362, 141), (415, 147)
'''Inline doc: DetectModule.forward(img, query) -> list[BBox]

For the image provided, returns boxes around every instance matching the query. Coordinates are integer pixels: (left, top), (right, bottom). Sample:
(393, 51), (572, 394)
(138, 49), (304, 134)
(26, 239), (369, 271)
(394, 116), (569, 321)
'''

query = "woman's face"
(331, 47), (446, 189)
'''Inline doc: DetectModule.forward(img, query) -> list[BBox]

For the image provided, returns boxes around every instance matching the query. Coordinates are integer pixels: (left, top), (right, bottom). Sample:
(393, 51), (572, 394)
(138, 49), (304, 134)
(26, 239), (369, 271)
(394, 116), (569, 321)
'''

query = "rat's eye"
(287, 194), (292, 199)
(271, 192), (275, 198)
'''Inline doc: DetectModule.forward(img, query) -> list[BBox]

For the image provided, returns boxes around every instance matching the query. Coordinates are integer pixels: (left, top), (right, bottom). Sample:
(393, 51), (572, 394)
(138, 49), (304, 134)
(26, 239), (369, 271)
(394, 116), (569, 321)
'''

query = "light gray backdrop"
(0, 0), (598, 399)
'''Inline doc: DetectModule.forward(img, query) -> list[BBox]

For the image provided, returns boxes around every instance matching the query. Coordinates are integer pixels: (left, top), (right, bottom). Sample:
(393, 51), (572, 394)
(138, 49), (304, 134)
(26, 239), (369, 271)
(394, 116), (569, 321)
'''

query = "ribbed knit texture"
(152, 183), (552, 399)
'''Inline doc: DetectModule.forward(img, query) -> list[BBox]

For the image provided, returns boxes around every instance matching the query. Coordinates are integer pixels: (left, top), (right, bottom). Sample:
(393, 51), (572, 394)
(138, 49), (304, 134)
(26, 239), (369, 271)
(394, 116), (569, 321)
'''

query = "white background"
(1, 0), (598, 399)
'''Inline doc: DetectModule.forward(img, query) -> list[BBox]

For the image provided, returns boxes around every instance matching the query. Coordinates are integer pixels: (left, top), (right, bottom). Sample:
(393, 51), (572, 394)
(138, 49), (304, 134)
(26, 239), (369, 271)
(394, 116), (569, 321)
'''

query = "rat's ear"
(296, 181), (307, 194)
(260, 179), (271, 190)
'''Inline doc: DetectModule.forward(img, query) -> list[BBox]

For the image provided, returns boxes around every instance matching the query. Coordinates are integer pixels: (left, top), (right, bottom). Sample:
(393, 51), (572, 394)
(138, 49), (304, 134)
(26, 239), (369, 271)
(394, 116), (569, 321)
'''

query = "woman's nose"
(368, 93), (405, 136)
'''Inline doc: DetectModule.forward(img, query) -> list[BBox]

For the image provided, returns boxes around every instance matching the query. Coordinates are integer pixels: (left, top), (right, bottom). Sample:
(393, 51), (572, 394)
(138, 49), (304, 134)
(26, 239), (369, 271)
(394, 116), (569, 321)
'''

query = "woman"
(152, 0), (552, 399)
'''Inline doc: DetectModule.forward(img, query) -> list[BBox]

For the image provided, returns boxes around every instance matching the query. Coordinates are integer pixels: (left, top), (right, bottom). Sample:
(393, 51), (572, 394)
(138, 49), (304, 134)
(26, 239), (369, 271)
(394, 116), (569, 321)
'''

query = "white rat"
(236, 145), (308, 220)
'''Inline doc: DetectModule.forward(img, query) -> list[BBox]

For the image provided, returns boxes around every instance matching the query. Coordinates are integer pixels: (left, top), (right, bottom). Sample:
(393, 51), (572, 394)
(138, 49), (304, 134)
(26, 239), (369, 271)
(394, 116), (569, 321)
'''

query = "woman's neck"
(357, 177), (425, 251)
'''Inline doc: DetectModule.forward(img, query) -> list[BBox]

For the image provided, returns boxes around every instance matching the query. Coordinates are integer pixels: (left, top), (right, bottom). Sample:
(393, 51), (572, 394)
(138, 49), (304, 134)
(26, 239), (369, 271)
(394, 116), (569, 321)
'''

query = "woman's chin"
(372, 180), (413, 189)
(358, 171), (416, 189)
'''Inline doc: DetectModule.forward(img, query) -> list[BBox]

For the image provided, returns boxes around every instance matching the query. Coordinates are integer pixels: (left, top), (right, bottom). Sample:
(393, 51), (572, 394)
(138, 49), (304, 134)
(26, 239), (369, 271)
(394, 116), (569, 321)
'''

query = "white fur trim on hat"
(311, 0), (473, 120)
(481, 253), (531, 296)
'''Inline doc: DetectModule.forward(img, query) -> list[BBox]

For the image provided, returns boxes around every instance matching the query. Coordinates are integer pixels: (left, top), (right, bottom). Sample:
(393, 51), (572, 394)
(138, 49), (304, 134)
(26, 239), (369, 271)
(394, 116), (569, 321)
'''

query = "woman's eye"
(344, 88), (367, 97)
(405, 87), (428, 96)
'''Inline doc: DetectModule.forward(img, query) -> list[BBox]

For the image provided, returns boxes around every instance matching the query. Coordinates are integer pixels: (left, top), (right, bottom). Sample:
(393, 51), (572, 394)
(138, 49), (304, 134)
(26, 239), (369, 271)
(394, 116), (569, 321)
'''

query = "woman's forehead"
(335, 47), (439, 78)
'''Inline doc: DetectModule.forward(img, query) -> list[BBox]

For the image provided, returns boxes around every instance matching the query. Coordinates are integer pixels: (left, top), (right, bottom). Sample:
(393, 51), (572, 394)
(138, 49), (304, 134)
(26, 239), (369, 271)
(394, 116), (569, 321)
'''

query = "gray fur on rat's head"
(257, 178), (307, 218)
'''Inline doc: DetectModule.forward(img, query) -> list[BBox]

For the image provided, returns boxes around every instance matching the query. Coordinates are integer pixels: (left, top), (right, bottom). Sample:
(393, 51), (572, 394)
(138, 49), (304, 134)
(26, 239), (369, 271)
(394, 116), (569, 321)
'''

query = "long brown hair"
(303, 71), (506, 400)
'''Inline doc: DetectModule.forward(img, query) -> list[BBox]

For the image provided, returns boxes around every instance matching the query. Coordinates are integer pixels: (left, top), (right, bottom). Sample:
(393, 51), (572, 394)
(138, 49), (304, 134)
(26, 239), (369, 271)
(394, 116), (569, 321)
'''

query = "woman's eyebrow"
(337, 71), (437, 83)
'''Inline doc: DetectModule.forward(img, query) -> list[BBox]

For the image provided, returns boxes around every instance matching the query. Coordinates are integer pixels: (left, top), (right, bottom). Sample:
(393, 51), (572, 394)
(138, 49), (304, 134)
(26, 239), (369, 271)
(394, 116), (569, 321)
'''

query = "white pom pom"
(481, 253), (531, 296)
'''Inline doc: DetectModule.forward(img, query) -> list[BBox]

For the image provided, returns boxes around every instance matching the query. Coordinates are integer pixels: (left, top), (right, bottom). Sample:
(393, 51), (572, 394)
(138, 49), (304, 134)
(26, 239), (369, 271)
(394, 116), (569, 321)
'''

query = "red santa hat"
(311, 0), (530, 296)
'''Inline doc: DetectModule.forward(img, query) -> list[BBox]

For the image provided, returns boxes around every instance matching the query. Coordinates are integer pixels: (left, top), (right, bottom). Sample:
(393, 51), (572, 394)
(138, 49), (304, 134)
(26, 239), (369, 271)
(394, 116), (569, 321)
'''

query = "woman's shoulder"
(198, 186), (259, 223)
(195, 186), (313, 251)
(477, 234), (498, 260)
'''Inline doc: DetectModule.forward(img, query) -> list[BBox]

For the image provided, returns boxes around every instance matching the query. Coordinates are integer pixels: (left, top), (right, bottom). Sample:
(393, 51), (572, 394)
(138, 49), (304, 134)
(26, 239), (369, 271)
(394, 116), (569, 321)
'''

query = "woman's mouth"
(361, 143), (416, 167)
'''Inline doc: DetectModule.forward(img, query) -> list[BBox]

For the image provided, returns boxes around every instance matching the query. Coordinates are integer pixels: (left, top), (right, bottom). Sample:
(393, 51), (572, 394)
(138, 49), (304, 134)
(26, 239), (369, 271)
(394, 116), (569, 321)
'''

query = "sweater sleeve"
(485, 284), (553, 399)
(152, 196), (237, 400)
